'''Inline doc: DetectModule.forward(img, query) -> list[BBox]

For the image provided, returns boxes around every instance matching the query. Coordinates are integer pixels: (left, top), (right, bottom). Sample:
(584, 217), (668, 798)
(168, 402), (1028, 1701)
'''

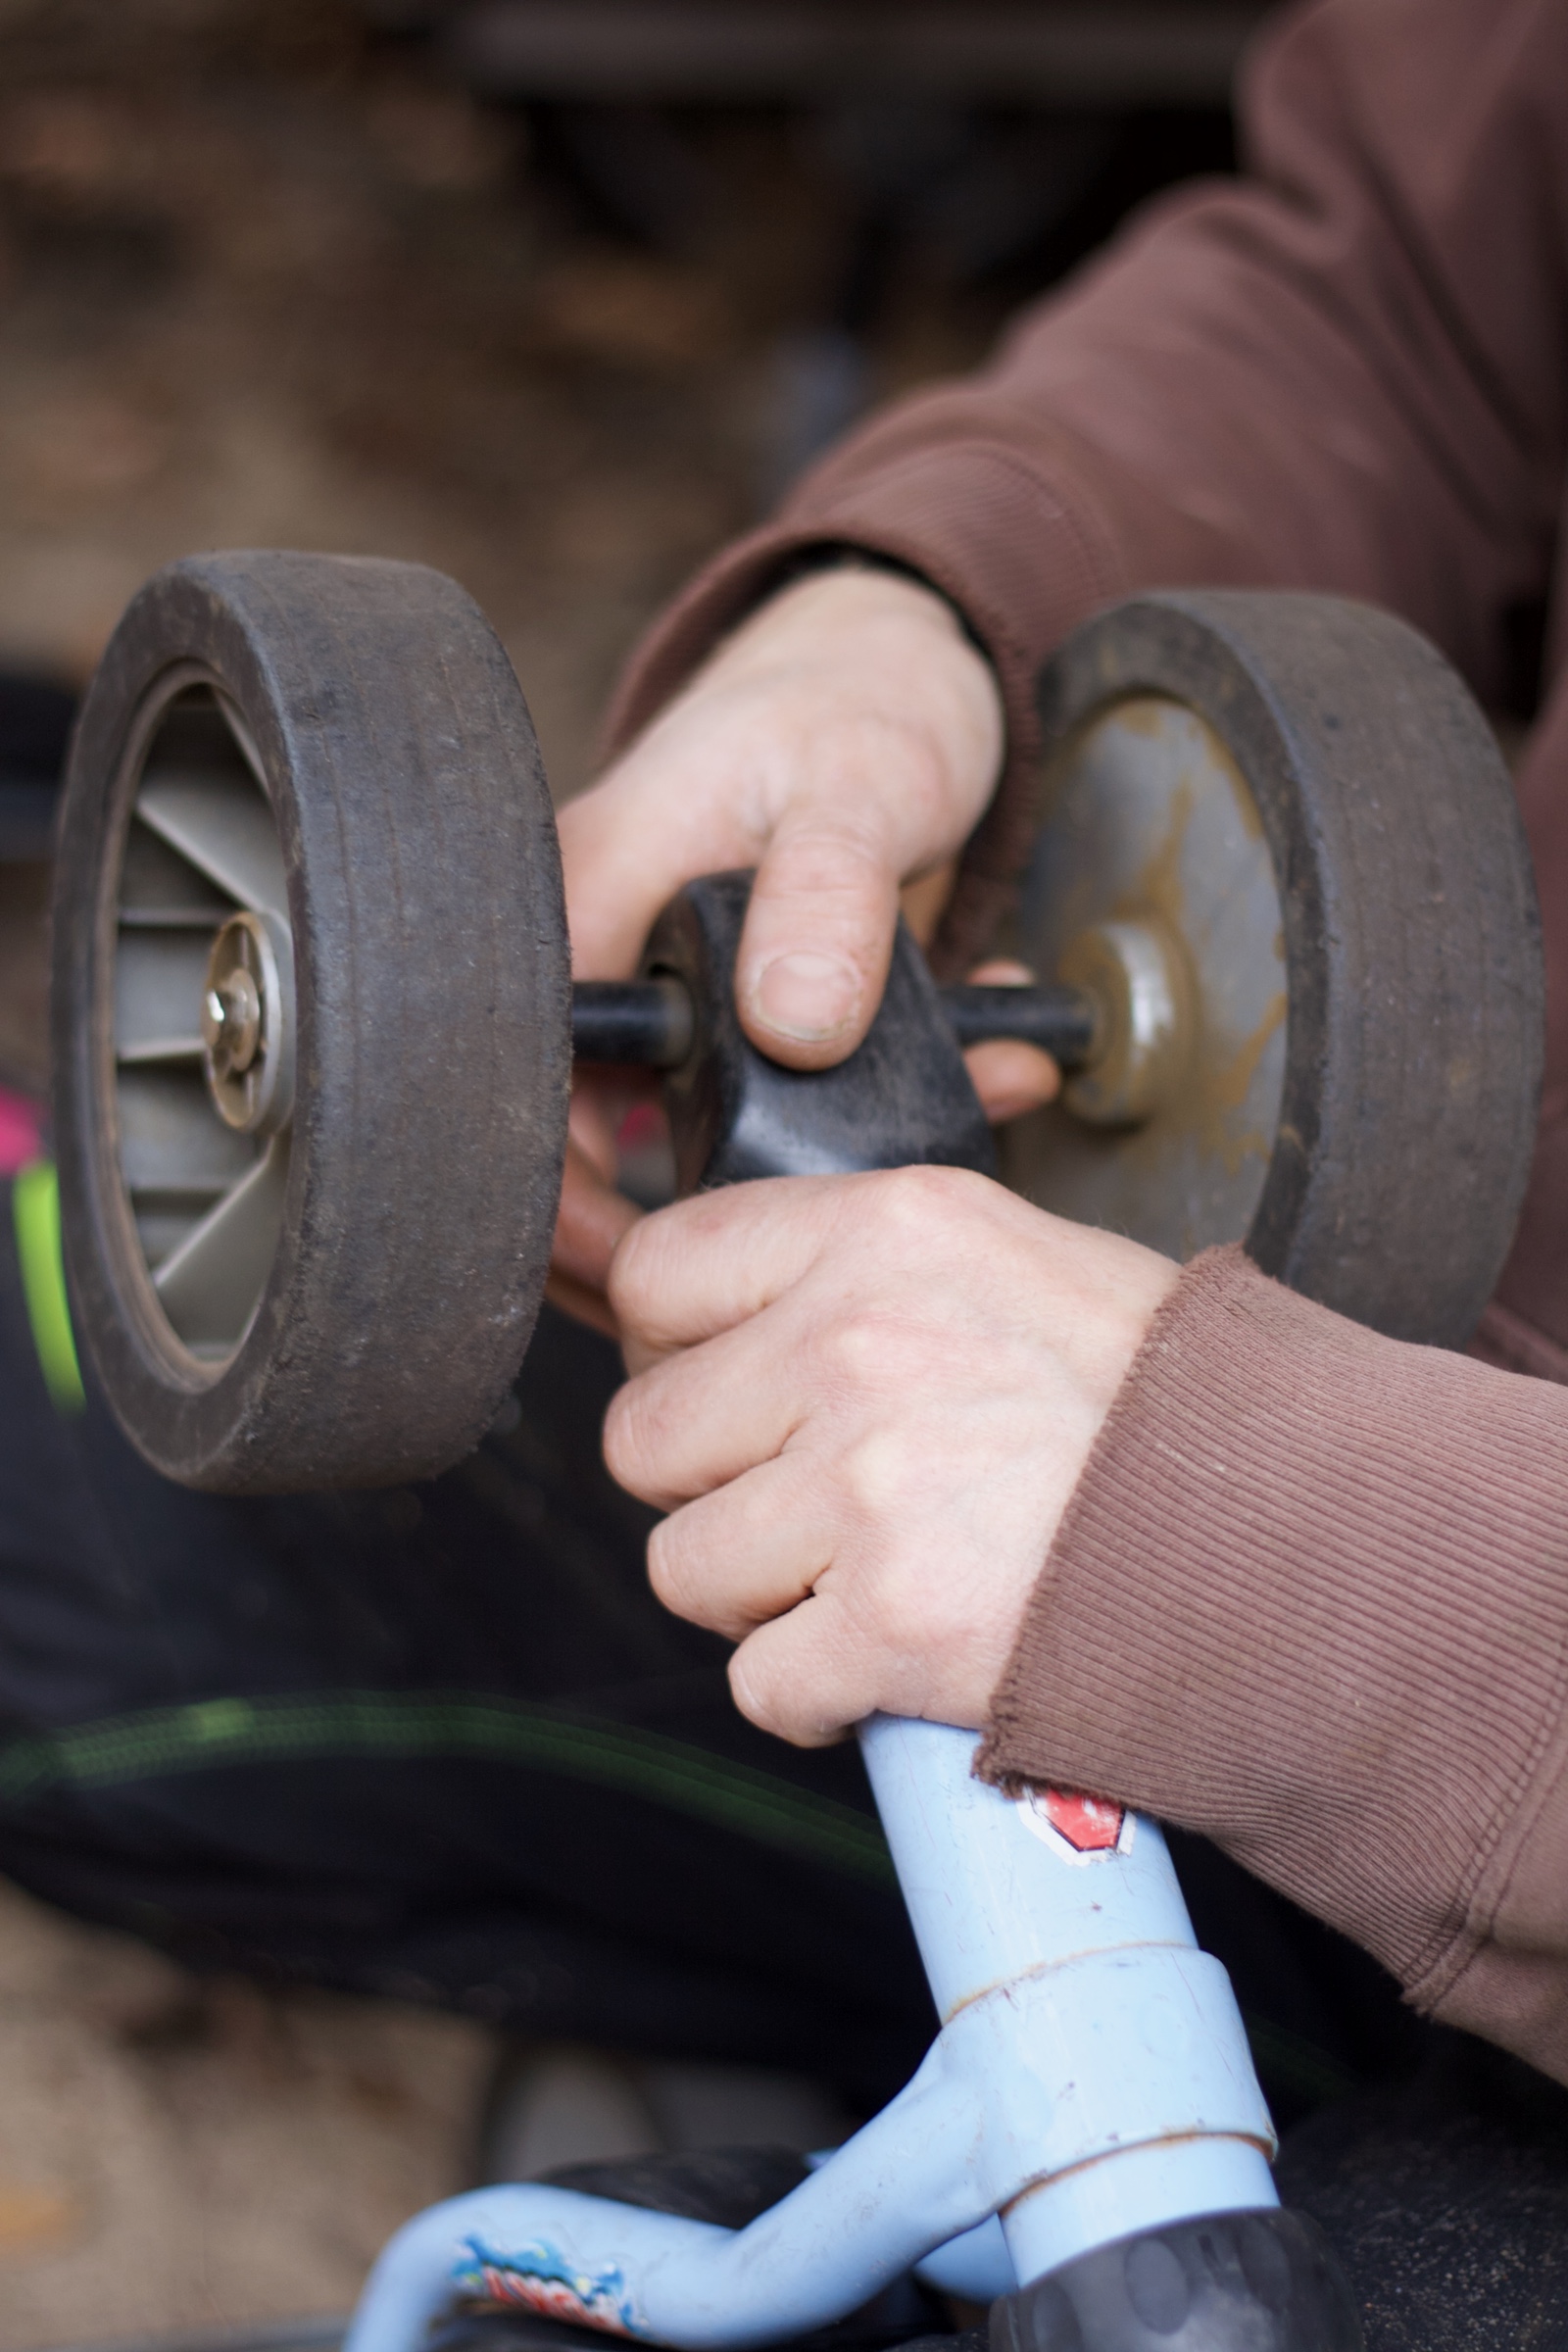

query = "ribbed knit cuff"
(603, 440), (1123, 974)
(978, 1245), (1568, 2064)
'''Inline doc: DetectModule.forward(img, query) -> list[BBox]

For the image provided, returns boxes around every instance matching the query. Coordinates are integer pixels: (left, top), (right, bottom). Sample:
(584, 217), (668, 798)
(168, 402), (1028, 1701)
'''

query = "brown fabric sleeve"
(979, 1245), (1568, 2082)
(592, 0), (1568, 2070)
(605, 0), (1567, 968)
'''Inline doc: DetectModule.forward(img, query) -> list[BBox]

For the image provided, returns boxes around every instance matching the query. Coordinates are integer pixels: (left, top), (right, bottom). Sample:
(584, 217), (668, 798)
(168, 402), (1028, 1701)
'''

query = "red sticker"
(1041, 1788), (1125, 1851)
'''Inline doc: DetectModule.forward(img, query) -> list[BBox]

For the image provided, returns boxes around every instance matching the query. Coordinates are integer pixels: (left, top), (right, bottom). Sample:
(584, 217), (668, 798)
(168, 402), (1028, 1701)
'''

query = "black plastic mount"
(990, 2209), (1363, 2352)
(642, 869), (998, 1194)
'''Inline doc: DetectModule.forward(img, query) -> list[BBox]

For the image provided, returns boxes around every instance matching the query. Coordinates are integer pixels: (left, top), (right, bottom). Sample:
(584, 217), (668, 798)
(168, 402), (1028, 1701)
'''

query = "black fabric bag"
(0, 1180), (1419, 2121)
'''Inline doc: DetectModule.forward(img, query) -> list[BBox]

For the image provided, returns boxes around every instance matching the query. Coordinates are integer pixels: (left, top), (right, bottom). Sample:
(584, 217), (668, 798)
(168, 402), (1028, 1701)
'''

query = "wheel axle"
(572, 968), (1115, 1075)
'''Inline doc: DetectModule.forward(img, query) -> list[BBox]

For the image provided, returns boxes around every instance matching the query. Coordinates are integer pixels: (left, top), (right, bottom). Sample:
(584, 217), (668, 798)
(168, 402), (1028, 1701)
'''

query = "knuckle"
(727, 1647), (789, 1740)
(602, 1382), (665, 1494)
(839, 1426), (911, 1519)
(816, 1306), (897, 1390)
(605, 1214), (656, 1323)
(647, 1513), (701, 1617)
(888, 1160), (980, 1222)
(767, 808), (890, 887)
(606, 1198), (702, 1331)
(854, 1162), (969, 1252)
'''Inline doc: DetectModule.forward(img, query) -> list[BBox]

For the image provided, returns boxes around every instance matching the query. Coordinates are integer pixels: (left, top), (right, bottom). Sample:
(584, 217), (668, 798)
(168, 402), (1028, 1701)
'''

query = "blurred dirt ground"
(0, 1874), (495, 2347)
(0, 8), (1007, 2339)
(0, 0), (1001, 794)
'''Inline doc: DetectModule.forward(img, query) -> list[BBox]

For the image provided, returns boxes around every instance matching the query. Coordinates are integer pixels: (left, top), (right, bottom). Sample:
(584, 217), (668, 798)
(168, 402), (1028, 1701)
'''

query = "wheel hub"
(201, 909), (292, 1135)
(204, 967), (261, 1078)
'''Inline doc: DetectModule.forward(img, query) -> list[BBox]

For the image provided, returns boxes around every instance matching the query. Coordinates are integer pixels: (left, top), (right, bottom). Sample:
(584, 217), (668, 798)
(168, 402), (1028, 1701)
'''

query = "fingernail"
(750, 952), (862, 1043)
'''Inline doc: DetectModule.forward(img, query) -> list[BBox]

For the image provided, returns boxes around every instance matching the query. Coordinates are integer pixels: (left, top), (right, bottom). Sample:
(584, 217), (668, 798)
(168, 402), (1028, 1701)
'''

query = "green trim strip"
(0, 1689), (1360, 2090)
(0, 1690), (896, 1886)
(13, 1159), (84, 1413)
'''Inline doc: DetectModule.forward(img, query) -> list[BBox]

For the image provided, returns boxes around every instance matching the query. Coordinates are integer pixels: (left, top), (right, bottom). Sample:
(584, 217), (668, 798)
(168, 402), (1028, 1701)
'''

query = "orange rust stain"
(1196, 990), (1287, 1177)
(1208, 991), (1287, 1118)
(1214, 732), (1266, 844)
(1106, 696), (1169, 739)
(0, 2180), (84, 2257)
(1091, 715), (1284, 1183)
(1110, 771), (1195, 936)
(1110, 696), (1264, 842)
(1023, 696), (1286, 1237)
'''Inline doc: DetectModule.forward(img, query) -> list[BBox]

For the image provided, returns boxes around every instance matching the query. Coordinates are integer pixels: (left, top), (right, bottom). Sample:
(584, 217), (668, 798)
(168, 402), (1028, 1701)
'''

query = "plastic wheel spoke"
(115, 929), (215, 1065)
(136, 770), (287, 918)
(152, 1134), (289, 1349)
(117, 1038), (206, 1064)
(109, 693), (295, 1366)
(117, 1068), (257, 1199)
(118, 906), (227, 930)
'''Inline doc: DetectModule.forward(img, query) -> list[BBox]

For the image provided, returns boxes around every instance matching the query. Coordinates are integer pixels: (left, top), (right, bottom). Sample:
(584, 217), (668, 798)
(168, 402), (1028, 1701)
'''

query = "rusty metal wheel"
(1004, 591), (1543, 1347)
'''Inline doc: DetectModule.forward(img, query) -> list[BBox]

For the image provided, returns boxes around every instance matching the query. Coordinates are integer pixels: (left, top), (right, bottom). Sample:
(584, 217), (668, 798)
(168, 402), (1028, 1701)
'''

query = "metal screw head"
(201, 910), (295, 1136)
(202, 966), (263, 1079)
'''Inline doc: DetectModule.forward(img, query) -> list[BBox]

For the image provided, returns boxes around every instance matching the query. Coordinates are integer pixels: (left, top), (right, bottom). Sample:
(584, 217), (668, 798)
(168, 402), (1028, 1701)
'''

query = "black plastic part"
(990, 2209), (1362, 2352)
(646, 870), (996, 1193)
(938, 982), (1097, 1065)
(571, 976), (695, 1068)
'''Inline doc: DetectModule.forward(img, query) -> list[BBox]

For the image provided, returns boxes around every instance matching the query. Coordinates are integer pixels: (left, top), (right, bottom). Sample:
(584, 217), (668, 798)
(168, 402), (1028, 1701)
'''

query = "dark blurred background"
(0, 0), (1271, 1096)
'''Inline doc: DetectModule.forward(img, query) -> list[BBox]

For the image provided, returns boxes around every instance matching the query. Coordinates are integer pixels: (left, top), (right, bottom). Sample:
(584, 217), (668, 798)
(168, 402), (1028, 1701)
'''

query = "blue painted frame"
(347, 1718), (1275, 2350)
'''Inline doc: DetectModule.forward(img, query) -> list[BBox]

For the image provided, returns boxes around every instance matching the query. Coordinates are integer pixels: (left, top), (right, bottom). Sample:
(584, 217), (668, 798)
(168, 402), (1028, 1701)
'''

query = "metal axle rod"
(569, 977), (1098, 1071)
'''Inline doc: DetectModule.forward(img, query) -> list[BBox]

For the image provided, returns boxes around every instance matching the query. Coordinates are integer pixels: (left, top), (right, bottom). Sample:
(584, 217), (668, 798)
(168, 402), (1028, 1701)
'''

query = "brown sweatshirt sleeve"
(980, 1247), (1568, 2082)
(597, 0), (1568, 2070)
(606, 0), (1568, 965)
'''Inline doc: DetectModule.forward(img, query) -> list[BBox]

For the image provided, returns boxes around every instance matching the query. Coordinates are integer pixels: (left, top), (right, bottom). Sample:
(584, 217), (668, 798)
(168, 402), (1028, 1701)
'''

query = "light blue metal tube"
(860, 1717), (1200, 2011)
(349, 2035), (993, 2352)
(913, 2214), (1013, 2303)
(860, 1717), (1276, 2283)
(345, 1716), (1276, 2352)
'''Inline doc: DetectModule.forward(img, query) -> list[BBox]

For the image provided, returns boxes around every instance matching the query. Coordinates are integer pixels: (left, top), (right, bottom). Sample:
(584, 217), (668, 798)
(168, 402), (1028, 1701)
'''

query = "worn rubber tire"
(1031, 591), (1543, 1346)
(53, 551), (569, 1492)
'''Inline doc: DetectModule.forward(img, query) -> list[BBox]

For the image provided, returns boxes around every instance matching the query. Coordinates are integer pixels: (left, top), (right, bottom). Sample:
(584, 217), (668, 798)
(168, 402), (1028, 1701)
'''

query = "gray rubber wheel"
(1003, 591), (1543, 1347)
(52, 551), (569, 1492)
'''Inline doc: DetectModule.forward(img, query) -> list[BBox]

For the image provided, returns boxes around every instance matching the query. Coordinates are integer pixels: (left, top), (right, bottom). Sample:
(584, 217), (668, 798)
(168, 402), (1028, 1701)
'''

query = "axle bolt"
(201, 910), (294, 1136)
(202, 969), (263, 1079)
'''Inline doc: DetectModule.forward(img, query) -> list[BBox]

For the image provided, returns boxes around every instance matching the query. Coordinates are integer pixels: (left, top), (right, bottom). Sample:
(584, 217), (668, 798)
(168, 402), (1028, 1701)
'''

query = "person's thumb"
(736, 813), (901, 1069)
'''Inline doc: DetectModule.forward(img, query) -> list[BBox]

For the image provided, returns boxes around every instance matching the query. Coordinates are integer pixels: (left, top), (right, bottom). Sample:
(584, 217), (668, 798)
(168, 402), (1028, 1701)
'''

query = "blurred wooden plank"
(448, 2), (1270, 108)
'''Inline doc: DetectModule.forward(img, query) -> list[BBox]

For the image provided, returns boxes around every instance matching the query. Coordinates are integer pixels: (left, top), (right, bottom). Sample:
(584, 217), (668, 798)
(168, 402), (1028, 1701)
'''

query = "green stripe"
(12, 1160), (84, 1413)
(0, 1690), (895, 1886)
(0, 1689), (1361, 2090)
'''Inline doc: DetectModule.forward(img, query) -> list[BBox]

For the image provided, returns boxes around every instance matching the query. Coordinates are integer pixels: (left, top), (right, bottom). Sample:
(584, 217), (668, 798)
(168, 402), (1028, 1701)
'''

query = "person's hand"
(549, 564), (1059, 1332)
(602, 1166), (1180, 1742)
